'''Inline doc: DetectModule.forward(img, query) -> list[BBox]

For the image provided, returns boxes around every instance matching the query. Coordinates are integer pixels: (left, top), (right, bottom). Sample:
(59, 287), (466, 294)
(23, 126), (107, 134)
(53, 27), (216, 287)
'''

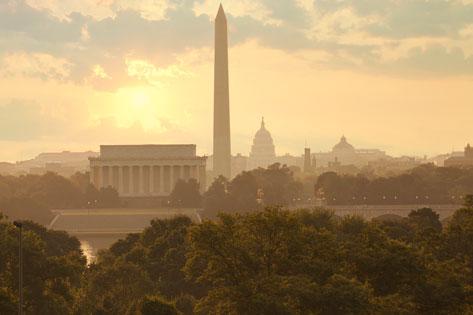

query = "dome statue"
(332, 135), (355, 153)
(249, 117), (276, 169)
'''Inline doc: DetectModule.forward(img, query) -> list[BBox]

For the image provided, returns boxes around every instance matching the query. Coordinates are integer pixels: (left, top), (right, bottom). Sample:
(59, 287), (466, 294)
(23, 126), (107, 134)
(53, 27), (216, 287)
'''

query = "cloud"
(24, 0), (176, 21)
(0, 52), (72, 80)
(389, 44), (473, 76)
(193, 0), (282, 26)
(1, 0), (473, 89)
(126, 58), (191, 86)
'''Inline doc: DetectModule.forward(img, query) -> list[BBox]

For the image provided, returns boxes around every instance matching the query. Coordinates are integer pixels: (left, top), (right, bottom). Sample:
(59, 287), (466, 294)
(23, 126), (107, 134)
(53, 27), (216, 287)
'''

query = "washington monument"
(213, 4), (231, 178)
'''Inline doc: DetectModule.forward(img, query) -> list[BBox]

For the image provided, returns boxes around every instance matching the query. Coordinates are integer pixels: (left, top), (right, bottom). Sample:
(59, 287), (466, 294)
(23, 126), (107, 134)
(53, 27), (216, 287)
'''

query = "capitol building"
(314, 136), (387, 167)
(248, 118), (276, 170)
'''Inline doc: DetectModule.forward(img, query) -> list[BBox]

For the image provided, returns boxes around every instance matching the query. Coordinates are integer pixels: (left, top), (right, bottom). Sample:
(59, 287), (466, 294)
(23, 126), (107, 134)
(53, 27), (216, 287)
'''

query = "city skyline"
(1, 1), (473, 162)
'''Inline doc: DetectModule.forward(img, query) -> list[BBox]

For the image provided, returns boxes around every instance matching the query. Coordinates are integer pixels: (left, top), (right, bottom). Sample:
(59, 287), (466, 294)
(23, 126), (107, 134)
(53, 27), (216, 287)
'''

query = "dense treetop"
(68, 198), (473, 314)
(314, 164), (473, 205)
(0, 215), (86, 314)
(0, 172), (120, 224)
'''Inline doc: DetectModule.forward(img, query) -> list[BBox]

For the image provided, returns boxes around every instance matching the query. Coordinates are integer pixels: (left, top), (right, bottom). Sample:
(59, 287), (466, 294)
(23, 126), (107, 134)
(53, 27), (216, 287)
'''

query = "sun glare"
(113, 86), (166, 131)
(131, 89), (150, 109)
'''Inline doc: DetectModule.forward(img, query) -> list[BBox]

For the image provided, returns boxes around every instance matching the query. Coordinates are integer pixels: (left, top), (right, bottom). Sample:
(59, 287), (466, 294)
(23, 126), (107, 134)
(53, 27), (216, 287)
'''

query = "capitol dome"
(253, 118), (275, 147)
(333, 136), (355, 152)
(249, 117), (276, 169)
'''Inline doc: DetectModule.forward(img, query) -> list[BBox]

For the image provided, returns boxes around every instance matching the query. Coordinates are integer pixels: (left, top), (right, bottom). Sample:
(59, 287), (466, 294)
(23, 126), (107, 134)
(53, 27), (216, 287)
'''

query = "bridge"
(319, 204), (460, 220)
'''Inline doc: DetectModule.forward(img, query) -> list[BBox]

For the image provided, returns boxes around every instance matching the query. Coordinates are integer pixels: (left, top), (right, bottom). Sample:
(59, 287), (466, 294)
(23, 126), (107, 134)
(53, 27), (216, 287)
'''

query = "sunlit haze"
(1, 0), (473, 161)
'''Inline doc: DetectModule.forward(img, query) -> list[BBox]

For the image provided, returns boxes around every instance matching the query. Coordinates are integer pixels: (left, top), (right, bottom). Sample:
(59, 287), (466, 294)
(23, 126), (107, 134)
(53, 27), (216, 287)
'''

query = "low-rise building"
(445, 144), (473, 167)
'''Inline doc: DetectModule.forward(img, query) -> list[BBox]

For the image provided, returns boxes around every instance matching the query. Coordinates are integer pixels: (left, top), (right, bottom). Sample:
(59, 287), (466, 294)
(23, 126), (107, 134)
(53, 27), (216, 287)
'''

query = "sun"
(113, 86), (165, 130)
(131, 89), (150, 109)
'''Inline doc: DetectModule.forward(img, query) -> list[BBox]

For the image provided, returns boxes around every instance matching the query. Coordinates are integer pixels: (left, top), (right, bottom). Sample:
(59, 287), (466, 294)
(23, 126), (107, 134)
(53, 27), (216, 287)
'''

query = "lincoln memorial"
(89, 145), (207, 198)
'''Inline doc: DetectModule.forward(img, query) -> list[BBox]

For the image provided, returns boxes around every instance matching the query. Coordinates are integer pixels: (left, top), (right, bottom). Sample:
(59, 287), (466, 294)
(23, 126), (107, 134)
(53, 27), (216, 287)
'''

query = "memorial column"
(150, 165), (155, 196)
(118, 166), (123, 195)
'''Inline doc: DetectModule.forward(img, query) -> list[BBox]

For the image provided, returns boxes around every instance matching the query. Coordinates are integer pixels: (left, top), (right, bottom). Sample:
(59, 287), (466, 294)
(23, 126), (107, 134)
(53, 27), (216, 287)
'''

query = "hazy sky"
(1, 0), (472, 162)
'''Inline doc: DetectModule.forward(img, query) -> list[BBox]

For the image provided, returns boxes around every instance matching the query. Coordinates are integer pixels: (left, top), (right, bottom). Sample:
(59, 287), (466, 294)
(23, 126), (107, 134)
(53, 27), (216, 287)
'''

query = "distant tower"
(304, 147), (312, 173)
(213, 4), (231, 179)
(466, 143), (473, 158)
(249, 117), (276, 169)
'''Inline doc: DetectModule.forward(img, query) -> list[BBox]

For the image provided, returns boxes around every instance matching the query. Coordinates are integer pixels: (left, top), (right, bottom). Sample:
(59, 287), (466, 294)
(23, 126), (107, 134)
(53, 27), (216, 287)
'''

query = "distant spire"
(261, 116), (265, 129)
(216, 3), (226, 19)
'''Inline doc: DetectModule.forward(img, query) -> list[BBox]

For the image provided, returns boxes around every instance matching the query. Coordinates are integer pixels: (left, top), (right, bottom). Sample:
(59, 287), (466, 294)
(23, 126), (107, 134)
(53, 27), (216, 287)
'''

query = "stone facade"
(89, 145), (206, 197)
(444, 144), (473, 167)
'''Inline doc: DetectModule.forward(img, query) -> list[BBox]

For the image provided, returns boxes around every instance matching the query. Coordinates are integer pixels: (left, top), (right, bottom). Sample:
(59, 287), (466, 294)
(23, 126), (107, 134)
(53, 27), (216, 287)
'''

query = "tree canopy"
(0, 172), (120, 225)
(0, 216), (86, 315)
(69, 199), (473, 314)
(314, 164), (473, 205)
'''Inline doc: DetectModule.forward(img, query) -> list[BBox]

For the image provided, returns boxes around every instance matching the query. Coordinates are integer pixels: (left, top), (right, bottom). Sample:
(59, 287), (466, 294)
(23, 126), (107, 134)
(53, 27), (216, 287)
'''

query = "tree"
(254, 163), (303, 206)
(227, 171), (259, 211)
(314, 166), (473, 205)
(69, 171), (91, 194)
(0, 217), (86, 315)
(464, 194), (473, 209)
(408, 208), (442, 233)
(77, 216), (202, 314)
(0, 197), (54, 226)
(0, 287), (16, 315)
(169, 179), (202, 208)
(315, 274), (373, 315)
(202, 176), (230, 217)
(29, 172), (83, 208)
(71, 204), (473, 314)
(97, 186), (120, 208)
(141, 296), (178, 315)
(77, 261), (153, 314)
(444, 206), (473, 270)
(84, 183), (100, 207)
(203, 164), (303, 217)
(185, 208), (312, 313)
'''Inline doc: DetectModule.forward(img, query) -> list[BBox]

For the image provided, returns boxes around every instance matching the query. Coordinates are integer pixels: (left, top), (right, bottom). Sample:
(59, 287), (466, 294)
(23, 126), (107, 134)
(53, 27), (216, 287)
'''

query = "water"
(79, 234), (127, 264)
(80, 240), (96, 264)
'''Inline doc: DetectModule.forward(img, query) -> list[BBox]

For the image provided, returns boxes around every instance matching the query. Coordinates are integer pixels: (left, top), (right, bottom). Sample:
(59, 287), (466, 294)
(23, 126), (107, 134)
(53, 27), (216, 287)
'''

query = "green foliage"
(185, 207), (473, 314)
(203, 164), (302, 217)
(0, 287), (16, 315)
(0, 172), (120, 226)
(444, 206), (473, 270)
(141, 296), (178, 315)
(0, 197), (53, 225)
(174, 294), (196, 315)
(408, 208), (442, 233)
(316, 274), (373, 315)
(4, 194), (473, 314)
(0, 217), (86, 315)
(97, 186), (121, 208)
(78, 260), (154, 314)
(77, 216), (203, 314)
(315, 165), (473, 205)
(464, 194), (473, 209)
(170, 179), (202, 208)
